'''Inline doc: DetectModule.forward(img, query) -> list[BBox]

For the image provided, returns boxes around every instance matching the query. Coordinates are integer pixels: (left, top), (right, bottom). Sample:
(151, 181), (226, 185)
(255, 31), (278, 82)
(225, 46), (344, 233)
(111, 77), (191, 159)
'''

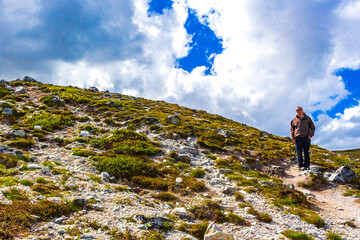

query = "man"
(290, 107), (315, 170)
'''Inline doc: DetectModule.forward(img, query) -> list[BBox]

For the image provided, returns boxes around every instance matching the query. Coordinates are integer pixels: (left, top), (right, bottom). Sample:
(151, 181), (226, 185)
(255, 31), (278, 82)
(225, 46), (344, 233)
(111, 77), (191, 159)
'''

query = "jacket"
(290, 114), (315, 139)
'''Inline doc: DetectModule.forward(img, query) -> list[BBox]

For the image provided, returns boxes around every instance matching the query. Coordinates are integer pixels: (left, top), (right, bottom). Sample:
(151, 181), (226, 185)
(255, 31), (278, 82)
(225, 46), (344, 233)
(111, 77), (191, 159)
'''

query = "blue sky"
(1, 0), (360, 150)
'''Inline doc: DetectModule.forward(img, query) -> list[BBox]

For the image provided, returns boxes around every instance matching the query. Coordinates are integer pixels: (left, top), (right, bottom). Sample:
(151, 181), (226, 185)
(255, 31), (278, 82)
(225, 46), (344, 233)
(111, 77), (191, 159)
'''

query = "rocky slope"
(0, 77), (360, 240)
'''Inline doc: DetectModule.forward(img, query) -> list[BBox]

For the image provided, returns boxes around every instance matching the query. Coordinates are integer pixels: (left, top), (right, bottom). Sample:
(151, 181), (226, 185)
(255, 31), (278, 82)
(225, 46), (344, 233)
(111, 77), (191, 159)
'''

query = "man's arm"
(290, 120), (295, 141)
(309, 118), (315, 137)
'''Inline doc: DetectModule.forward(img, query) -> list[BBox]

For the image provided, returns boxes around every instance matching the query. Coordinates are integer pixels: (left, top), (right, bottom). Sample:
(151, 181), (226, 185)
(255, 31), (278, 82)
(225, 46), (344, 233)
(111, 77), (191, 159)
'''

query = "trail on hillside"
(282, 164), (360, 234)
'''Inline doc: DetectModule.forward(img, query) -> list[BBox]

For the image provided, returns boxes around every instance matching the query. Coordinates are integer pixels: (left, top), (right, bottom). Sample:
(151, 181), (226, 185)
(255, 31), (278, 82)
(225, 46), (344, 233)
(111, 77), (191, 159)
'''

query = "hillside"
(0, 77), (360, 240)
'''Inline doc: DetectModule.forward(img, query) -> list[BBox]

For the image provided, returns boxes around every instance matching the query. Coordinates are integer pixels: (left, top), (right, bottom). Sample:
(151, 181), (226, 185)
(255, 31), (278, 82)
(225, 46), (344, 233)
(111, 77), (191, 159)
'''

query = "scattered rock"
(204, 222), (233, 240)
(328, 166), (358, 183)
(15, 86), (27, 94)
(172, 207), (189, 219)
(23, 76), (37, 82)
(55, 217), (66, 224)
(101, 172), (110, 182)
(2, 108), (13, 116)
(73, 198), (89, 208)
(51, 95), (64, 104)
(27, 164), (42, 169)
(167, 115), (181, 125)
(223, 187), (236, 196)
(41, 167), (52, 175)
(109, 176), (117, 183)
(176, 177), (183, 183)
(10, 130), (26, 138)
(88, 87), (99, 92)
(80, 131), (91, 137)
(34, 125), (42, 130)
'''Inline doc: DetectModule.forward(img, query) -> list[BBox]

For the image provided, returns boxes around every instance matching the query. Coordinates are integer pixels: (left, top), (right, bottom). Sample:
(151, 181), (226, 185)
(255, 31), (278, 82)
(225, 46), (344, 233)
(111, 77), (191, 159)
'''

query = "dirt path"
(282, 164), (360, 232)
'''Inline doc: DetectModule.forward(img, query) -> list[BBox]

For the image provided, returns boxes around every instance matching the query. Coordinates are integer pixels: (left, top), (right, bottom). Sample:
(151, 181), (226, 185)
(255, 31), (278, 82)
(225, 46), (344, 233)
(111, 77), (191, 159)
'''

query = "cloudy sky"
(1, 0), (360, 150)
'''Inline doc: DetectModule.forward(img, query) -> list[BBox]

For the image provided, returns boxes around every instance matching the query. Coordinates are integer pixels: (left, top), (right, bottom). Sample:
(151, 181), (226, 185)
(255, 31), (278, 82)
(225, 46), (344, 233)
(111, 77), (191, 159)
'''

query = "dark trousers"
(295, 137), (311, 168)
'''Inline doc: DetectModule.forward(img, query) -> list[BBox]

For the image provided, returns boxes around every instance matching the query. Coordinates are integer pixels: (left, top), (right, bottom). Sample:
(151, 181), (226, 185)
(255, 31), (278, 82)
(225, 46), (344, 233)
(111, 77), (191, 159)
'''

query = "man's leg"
(303, 138), (311, 169)
(295, 137), (304, 168)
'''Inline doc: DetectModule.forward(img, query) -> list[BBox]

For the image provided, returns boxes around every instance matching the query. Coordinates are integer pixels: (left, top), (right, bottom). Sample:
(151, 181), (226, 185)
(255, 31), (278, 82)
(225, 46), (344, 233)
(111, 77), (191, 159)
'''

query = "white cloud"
(2, 0), (360, 150)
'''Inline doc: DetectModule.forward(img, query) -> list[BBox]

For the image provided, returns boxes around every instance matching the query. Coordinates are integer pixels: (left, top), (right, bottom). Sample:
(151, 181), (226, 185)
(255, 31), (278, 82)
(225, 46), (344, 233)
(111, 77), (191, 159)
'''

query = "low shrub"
(281, 230), (314, 240)
(2, 188), (29, 200)
(189, 168), (206, 178)
(153, 192), (178, 202)
(72, 148), (96, 157)
(177, 221), (209, 239)
(132, 176), (171, 191)
(25, 112), (74, 131)
(326, 232), (344, 240)
(6, 138), (34, 150)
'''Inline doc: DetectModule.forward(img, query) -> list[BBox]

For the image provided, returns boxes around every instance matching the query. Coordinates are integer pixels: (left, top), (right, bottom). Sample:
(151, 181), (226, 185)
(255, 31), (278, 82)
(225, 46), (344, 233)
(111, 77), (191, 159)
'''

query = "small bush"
(132, 176), (171, 191)
(189, 168), (206, 178)
(25, 112), (74, 132)
(19, 179), (34, 186)
(226, 212), (248, 225)
(72, 148), (96, 157)
(154, 192), (178, 202)
(177, 221), (209, 239)
(6, 138), (34, 150)
(2, 188), (29, 200)
(326, 232), (344, 240)
(303, 214), (325, 228)
(281, 230), (314, 240)
(234, 191), (245, 201)
(31, 183), (60, 195)
(344, 221), (357, 228)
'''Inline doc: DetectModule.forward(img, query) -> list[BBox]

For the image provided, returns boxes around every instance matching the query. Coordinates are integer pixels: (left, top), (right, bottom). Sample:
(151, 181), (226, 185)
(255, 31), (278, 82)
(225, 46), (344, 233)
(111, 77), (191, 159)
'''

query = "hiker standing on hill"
(290, 107), (315, 170)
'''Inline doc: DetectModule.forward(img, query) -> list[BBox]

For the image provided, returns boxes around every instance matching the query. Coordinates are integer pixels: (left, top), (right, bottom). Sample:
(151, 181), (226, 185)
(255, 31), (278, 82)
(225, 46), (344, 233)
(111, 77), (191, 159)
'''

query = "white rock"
(28, 164), (42, 169)
(204, 222), (233, 240)
(176, 177), (183, 183)
(80, 131), (90, 137)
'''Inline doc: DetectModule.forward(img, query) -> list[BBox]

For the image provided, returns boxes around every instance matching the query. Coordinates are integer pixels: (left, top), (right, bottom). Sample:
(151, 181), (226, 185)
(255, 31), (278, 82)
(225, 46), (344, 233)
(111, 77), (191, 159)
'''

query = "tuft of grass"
(281, 230), (314, 240)
(326, 232), (344, 240)
(72, 148), (96, 157)
(246, 207), (272, 223)
(2, 188), (29, 200)
(0, 176), (18, 187)
(19, 179), (34, 186)
(6, 138), (34, 150)
(226, 212), (248, 225)
(234, 191), (245, 201)
(92, 129), (161, 156)
(24, 112), (74, 132)
(177, 221), (209, 240)
(344, 221), (357, 228)
(189, 168), (206, 178)
(153, 192), (178, 202)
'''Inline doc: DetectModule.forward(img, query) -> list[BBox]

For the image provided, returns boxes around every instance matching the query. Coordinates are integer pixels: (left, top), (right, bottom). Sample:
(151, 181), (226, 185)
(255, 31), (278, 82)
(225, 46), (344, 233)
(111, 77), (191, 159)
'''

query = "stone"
(58, 229), (66, 235)
(73, 198), (89, 207)
(5, 85), (13, 91)
(80, 131), (90, 137)
(15, 86), (27, 94)
(176, 177), (183, 183)
(328, 166), (358, 183)
(31, 215), (41, 221)
(88, 87), (99, 92)
(28, 164), (42, 169)
(223, 187), (236, 196)
(34, 125), (42, 130)
(109, 176), (117, 183)
(101, 172), (110, 182)
(51, 95), (64, 103)
(17, 160), (26, 167)
(167, 115), (181, 125)
(55, 217), (65, 224)
(217, 129), (228, 137)
(0, 79), (6, 84)
(10, 130), (26, 138)
(3, 108), (13, 116)
(219, 169), (232, 174)
(79, 235), (95, 239)
(41, 167), (52, 175)
(23, 76), (37, 82)
(204, 222), (233, 240)
(172, 207), (189, 219)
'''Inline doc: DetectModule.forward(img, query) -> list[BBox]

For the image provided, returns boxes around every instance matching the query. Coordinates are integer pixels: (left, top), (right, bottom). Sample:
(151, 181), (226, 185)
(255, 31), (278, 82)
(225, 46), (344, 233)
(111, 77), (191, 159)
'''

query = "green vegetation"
(24, 112), (74, 131)
(0, 199), (83, 239)
(2, 188), (29, 200)
(281, 230), (314, 240)
(72, 148), (96, 157)
(326, 232), (344, 240)
(189, 200), (248, 225)
(92, 129), (161, 156)
(189, 168), (206, 178)
(246, 207), (272, 223)
(177, 221), (209, 240)
(153, 192), (178, 202)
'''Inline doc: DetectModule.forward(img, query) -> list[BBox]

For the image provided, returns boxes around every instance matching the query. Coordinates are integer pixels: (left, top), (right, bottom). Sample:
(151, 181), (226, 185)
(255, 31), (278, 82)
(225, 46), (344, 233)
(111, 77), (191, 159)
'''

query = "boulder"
(51, 95), (64, 103)
(41, 167), (52, 175)
(167, 115), (181, 125)
(10, 130), (26, 138)
(23, 76), (37, 82)
(101, 172), (110, 182)
(223, 187), (236, 196)
(80, 131), (90, 137)
(328, 166), (357, 183)
(34, 125), (42, 130)
(0, 79), (7, 84)
(27, 164), (42, 169)
(5, 85), (13, 91)
(204, 222), (233, 240)
(88, 87), (99, 92)
(172, 207), (189, 219)
(15, 87), (27, 94)
(73, 198), (89, 207)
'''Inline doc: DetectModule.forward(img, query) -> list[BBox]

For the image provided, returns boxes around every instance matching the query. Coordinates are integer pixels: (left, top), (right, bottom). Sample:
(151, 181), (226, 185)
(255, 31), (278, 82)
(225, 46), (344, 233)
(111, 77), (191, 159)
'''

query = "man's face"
(296, 108), (303, 116)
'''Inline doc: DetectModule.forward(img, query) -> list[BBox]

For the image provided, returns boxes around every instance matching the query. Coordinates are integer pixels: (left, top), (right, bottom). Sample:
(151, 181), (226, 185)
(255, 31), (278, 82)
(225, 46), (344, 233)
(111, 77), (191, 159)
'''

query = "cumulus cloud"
(1, 0), (360, 150)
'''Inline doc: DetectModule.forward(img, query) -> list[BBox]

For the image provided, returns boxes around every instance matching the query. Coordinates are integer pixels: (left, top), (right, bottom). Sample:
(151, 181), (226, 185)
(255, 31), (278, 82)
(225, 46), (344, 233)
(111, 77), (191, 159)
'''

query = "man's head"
(296, 106), (304, 117)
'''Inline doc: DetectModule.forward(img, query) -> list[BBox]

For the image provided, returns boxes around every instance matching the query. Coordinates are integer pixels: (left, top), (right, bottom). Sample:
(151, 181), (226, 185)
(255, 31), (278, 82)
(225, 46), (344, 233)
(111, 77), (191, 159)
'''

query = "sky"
(1, 0), (360, 150)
